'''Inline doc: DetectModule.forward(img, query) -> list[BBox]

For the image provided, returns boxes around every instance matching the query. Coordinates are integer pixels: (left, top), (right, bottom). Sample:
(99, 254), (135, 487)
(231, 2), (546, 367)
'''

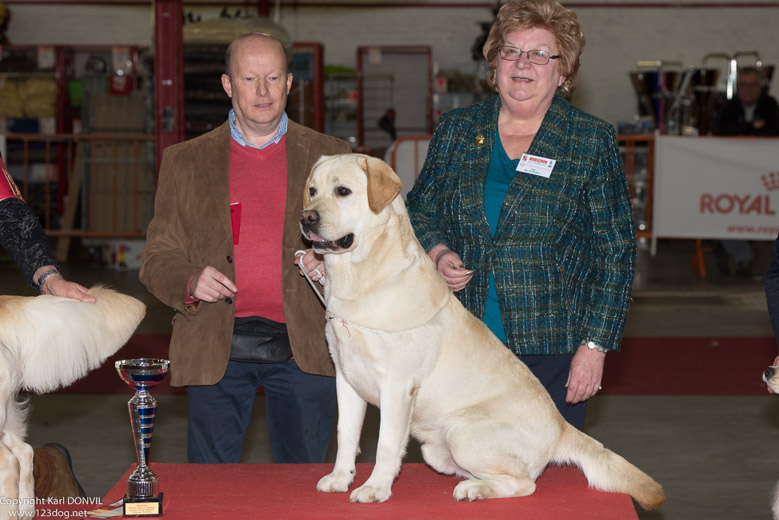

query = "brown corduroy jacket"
(139, 121), (350, 387)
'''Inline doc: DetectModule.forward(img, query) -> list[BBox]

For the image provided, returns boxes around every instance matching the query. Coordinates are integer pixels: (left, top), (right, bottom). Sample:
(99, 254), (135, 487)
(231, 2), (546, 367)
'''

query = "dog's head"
(765, 366), (779, 393)
(300, 153), (403, 255)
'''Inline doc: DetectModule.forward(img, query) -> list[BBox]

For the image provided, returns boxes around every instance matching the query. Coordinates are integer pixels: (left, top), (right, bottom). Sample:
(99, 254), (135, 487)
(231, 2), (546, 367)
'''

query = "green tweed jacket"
(406, 94), (636, 356)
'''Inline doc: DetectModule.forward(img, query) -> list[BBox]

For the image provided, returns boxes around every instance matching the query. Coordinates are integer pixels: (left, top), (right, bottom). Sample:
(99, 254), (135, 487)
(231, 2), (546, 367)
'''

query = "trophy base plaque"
(123, 493), (164, 517)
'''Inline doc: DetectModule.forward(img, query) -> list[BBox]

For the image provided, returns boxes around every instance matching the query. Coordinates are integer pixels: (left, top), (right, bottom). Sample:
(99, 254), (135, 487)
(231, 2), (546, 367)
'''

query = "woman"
(406, 0), (636, 429)
(0, 154), (94, 302)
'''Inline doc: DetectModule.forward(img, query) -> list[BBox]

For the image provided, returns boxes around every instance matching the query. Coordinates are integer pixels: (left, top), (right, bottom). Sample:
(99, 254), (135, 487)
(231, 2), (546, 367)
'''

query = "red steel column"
(257, 0), (270, 17)
(154, 0), (184, 174)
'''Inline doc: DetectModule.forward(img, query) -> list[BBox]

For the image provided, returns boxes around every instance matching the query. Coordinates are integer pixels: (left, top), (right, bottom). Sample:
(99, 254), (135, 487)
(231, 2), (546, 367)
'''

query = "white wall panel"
(5, 2), (778, 128)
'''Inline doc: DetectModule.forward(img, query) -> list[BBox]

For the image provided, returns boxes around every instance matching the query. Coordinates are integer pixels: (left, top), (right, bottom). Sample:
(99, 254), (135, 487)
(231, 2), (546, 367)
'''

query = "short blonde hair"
(482, 0), (585, 96)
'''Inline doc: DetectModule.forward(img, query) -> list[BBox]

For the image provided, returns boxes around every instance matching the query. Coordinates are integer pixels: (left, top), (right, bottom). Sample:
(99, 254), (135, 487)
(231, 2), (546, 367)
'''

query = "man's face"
(737, 73), (762, 107)
(221, 36), (293, 141)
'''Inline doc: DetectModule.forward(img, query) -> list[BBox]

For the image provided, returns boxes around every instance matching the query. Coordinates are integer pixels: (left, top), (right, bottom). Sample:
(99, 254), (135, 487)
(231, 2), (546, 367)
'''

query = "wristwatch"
(35, 268), (60, 290)
(582, 340), (607, 354)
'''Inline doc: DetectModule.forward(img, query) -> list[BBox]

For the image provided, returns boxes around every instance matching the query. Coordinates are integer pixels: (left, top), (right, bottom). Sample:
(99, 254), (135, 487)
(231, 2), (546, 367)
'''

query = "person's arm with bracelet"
(407, 113), (474, 291)
(566, 125), (637, 404)
(0, 158), (95, 302)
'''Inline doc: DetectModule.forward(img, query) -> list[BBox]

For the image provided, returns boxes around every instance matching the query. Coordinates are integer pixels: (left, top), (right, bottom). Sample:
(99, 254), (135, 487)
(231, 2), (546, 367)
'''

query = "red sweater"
(229, 137), (288, 322)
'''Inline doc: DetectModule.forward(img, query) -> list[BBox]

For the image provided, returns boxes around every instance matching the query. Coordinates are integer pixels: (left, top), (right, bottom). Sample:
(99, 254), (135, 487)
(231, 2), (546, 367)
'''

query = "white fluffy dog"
(0, 286), (145, 518)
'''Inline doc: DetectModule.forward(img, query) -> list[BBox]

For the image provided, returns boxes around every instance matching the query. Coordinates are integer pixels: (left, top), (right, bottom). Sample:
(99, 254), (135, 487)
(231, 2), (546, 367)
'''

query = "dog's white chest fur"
(325, 313), (443, 407)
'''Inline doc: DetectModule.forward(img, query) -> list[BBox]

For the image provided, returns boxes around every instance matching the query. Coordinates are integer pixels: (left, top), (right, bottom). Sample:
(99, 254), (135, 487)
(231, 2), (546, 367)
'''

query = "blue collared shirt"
(228, 109), (288, 150)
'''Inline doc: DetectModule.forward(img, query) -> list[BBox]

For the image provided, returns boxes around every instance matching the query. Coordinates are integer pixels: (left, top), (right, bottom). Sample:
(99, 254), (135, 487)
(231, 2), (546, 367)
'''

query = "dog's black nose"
(766, 367), (776, 380)
(301, 210), (319, 226)
(300, 209), (319, 224)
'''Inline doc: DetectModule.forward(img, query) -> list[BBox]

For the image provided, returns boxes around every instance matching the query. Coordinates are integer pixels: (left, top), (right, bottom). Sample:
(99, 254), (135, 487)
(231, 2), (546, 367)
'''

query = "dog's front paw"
(350, 484), (391, 503)
(317, 470), (354, 493)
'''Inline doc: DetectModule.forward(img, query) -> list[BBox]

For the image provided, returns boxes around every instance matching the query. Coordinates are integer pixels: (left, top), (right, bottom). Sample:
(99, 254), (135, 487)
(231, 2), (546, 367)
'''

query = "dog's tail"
(552, 422), (666, 510)
(3, 285), (146, 393)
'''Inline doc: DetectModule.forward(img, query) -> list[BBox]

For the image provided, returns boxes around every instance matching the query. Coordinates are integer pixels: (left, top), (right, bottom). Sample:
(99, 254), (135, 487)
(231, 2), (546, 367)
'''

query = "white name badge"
(517, 153), (556, 178)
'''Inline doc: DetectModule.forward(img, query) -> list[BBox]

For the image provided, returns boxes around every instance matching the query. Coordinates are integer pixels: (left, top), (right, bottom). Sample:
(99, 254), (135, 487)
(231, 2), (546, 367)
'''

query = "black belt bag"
(230, 316), (292, 364)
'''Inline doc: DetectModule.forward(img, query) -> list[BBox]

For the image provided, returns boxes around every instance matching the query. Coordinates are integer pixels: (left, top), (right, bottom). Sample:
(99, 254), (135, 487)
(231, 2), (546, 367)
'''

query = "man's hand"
(295, 249), (325, 284)
(768, 355), (779, 394)
(189, 266), (237, 302)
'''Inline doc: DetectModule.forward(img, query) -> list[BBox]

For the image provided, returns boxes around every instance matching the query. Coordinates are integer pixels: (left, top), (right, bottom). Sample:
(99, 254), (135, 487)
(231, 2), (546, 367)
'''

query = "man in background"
(714, 67), (779, 276)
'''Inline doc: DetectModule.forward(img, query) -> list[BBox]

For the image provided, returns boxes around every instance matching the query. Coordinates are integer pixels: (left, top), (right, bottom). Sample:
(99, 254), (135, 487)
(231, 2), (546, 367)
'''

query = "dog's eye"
(308, 187), (317, 197)
(336, 186), (351, 197)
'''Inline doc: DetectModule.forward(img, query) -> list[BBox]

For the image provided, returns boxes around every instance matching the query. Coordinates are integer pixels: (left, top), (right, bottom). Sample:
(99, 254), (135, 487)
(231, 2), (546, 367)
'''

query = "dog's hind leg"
(451, 444), (537, 501)
(447, 423), (542, 501)
(420, 439), (468, 477)
(317, 371), (367, 494)
(4, 432), (34, 514)
(453, 473), (536, 501)
(349, 384), (419, 503)
(0, 440), (21, 518)
(0, 353), (30, 517)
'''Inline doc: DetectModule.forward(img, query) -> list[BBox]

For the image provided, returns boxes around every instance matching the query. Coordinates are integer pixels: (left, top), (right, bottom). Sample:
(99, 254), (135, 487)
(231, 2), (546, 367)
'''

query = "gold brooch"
(475, 134), (485, 146)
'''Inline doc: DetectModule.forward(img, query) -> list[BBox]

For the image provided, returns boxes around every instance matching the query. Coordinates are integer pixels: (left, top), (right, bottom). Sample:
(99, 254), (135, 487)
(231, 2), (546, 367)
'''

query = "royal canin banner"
(653, 136), (779, 241)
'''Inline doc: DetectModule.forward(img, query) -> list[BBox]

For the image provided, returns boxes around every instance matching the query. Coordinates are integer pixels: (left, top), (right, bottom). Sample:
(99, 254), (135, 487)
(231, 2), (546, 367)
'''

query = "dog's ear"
(360, 155), (402, 214)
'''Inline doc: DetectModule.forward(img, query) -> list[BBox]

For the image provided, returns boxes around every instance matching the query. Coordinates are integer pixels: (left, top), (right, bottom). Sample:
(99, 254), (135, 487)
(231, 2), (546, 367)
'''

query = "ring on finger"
(312, 268), (322, 278)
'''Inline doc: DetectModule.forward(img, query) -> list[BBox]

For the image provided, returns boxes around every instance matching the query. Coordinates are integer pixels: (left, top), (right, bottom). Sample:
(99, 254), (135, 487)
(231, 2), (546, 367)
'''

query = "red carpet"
(36, 463), (639, 520)
(601, 336), (776, 395)
(54, 334), (778, 395)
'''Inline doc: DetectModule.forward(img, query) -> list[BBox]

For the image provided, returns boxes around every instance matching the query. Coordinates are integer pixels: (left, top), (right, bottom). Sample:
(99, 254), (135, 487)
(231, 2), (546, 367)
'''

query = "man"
(717, 67), (779, 137)
(714, 68), (779, 276)
(1, 153), (90, 497)
(140, 33), (350, 464)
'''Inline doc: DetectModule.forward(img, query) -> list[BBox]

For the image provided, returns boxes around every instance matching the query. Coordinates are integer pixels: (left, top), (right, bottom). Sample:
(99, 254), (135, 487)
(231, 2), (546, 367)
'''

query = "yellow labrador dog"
(301, 153), (665, 510)
(0, 286), (145, 518)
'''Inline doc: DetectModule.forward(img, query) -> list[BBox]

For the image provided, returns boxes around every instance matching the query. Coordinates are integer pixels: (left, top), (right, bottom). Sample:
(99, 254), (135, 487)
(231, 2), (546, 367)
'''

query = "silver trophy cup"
(116, 358), (170, 517)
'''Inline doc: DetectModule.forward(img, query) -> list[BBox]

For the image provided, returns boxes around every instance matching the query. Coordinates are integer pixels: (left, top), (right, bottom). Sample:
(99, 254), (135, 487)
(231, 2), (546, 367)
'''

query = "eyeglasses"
(498, 46), (560, 65)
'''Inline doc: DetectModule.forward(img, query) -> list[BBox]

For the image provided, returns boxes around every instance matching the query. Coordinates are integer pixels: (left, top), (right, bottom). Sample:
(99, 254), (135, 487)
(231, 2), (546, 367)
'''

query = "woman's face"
(495, 28), (565, 112)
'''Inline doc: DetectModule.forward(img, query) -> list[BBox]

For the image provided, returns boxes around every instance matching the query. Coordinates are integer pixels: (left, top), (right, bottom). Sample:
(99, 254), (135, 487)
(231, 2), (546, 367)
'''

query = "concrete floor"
(6, 238), (779, 519)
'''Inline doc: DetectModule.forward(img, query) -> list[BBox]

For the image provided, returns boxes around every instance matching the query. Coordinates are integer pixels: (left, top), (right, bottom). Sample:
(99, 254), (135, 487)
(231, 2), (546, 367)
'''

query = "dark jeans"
(520, 353), (587, 430)
(186, 358), (336, 463)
